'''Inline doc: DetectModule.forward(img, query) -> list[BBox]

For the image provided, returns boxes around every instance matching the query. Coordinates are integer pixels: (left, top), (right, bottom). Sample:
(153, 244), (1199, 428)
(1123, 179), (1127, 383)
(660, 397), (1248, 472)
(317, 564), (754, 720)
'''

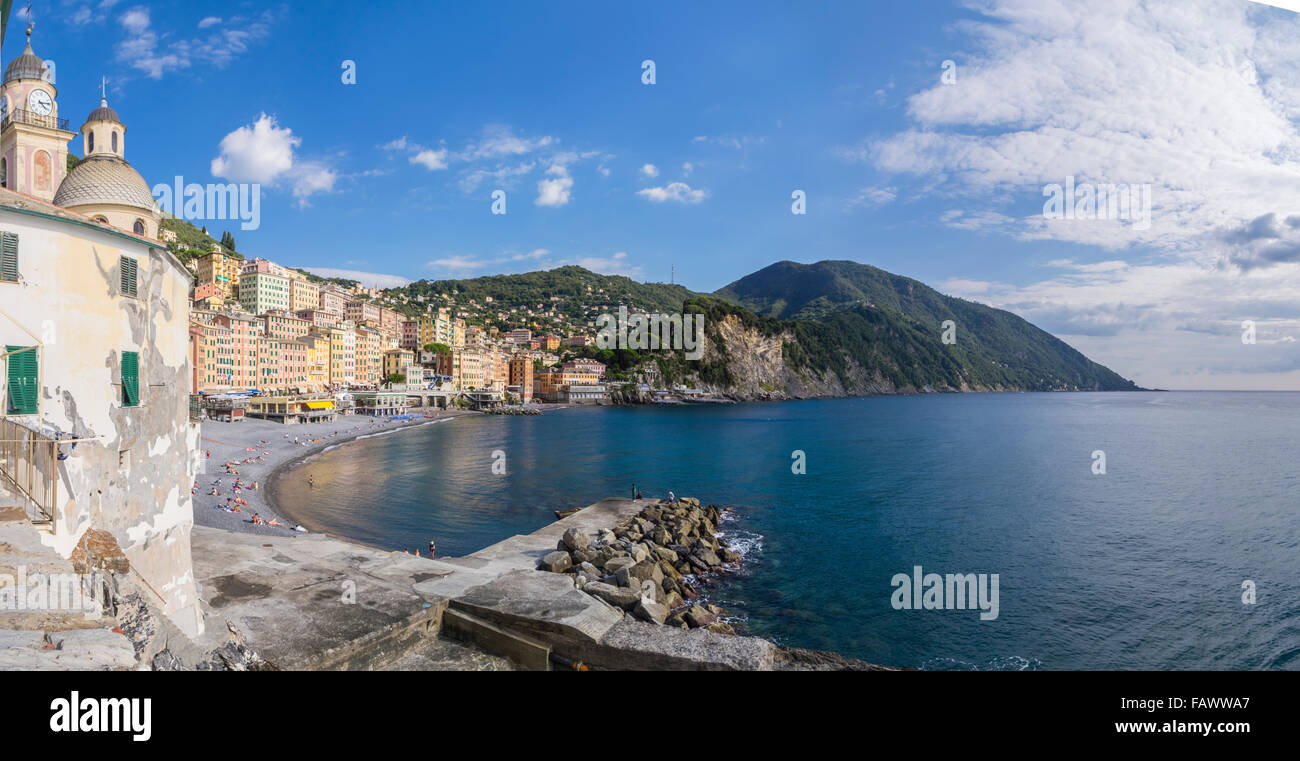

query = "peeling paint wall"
(0, 206), (203, 637)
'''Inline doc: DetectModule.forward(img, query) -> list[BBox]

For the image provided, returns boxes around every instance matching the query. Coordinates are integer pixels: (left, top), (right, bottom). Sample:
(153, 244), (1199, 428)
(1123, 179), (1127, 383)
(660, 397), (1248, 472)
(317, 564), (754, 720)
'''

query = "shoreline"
(195, 409), (482, 541)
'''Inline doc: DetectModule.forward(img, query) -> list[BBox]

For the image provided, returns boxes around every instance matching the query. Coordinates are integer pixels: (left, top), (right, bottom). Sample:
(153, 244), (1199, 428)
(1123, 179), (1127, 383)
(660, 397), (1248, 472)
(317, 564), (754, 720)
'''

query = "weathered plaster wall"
(0, 207), (203, 637)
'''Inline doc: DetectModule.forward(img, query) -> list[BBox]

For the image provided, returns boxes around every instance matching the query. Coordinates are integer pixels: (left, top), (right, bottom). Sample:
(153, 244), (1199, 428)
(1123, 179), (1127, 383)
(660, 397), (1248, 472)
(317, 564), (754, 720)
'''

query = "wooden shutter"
(0, 231), (17, 283)
(121, 351), (139, 406)
(5, 345), (37, 415)
(120, 256), (138, 297)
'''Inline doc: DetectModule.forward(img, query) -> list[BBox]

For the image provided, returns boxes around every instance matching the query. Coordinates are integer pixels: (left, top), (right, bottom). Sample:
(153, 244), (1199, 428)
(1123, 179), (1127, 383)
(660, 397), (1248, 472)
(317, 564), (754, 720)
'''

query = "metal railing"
(0, 108), (69, 131)
(0, 417), (58, 529)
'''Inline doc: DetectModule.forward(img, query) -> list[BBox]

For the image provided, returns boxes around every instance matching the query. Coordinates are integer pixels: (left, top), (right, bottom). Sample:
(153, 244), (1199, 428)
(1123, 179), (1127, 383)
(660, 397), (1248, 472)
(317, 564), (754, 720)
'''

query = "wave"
(921, 655), (1042, 671)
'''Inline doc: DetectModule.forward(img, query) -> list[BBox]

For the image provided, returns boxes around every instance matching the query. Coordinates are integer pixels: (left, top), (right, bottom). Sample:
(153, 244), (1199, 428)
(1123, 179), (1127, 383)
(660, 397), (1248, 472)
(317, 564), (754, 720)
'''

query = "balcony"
(1, 108), (69, 132)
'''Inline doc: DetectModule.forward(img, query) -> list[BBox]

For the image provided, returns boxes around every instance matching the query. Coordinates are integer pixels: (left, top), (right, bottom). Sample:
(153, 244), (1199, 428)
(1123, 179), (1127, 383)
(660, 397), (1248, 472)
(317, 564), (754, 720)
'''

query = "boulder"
(584, 581), (641, 610)
(684, 606), (718, 628)
(560, 527), (590, 552)
(604, 556), (637, 575)
(619, 560), (664, 589)
(633, 599), (669, 625)
(652, 546), (678, 564)
(693, 549), (723, 569)
(538, 550), (572, 573)
(659, 559), (683, 582)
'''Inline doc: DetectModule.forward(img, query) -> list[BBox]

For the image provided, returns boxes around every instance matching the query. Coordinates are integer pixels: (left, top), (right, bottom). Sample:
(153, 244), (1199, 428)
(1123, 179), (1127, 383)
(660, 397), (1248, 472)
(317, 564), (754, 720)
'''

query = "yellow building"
(303, 333), (331, 390)
(383, 348), (415, 382)
(196, 250), (241, 299)
(289, 277), (319, 312)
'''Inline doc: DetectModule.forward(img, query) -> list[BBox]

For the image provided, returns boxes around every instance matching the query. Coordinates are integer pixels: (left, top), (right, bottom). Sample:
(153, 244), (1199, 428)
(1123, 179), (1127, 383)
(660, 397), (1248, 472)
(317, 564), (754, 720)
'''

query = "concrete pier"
(189, 497), (842, 670)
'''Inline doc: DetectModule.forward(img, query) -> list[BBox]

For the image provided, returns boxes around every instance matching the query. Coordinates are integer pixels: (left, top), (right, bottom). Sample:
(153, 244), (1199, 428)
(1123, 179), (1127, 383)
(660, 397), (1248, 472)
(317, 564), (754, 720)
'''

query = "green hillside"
(714, 260), (1138, 392)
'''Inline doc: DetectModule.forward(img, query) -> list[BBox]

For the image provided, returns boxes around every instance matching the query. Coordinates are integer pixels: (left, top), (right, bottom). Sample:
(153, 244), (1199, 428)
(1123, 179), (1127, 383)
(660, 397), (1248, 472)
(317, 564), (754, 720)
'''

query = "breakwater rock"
(486, 407), (542, 415)
(537, 497), (741, 633)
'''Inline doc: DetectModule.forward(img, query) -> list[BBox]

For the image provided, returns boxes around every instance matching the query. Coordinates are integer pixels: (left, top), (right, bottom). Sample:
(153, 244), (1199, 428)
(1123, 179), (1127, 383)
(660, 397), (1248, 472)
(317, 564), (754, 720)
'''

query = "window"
(133, 219), (145, 235)
(0, 157), (6, 189)
(112, 131), (118, 153)
(0, 231), (16, 283)
(88, 130), (94, 153)
(121, 351), (140, 407)
(120, 255), (138, 297)
(5, 345), (37, 415)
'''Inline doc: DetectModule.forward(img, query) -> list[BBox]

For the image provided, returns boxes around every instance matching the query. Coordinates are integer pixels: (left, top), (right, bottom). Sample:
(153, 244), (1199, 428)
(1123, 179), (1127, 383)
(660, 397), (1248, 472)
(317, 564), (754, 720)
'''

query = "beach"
(193, 409), (479, 540)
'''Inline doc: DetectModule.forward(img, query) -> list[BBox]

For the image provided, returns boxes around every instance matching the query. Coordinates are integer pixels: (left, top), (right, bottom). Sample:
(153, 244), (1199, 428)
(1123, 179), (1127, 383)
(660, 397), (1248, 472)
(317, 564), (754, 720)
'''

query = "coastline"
(195, 409), (481, 541)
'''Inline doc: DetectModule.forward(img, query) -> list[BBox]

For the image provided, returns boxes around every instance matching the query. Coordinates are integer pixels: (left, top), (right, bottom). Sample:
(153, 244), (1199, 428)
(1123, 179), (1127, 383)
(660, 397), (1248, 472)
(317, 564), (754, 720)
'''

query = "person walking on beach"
(428, 540), (436, 559)
(308, 474), (315, 489)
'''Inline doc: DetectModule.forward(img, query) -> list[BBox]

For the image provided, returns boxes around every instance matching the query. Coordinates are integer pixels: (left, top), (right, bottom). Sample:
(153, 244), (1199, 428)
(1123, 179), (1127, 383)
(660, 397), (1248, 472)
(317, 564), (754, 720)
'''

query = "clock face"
(28, 89), (52, 116)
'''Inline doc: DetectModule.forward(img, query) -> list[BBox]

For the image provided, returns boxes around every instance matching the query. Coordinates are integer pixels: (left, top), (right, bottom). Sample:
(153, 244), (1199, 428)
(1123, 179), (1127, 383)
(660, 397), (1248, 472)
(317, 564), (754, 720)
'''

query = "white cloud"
(682, 162), (693, 176)
(536, 165), (573, 207)
(424, 249), (641, 278)
(637, 182), (707, 204)
(465, 124), (555, 160)
(211, 114), (336, 203)
(640, 163), (659, 178)
(211, 114), (297, 183)
(411, 148), (449, 171)
(115, 7), (274, 78)
(301, 268), (411, 289)
(573, 251), (642, 278)
(847, 185), (897, 209)
(862, 0), (1300, 252)
(854, 0), (1300, 388)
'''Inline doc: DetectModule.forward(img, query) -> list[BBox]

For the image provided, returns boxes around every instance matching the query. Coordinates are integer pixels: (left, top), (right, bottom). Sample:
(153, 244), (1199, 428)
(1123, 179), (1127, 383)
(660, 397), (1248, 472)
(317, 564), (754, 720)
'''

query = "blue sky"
(13, 0), (1300, 389)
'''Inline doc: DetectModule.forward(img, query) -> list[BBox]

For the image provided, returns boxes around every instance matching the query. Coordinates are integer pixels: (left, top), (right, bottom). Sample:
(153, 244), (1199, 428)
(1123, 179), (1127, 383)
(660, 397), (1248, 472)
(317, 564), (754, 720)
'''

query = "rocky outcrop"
(536, 497), (740, 635)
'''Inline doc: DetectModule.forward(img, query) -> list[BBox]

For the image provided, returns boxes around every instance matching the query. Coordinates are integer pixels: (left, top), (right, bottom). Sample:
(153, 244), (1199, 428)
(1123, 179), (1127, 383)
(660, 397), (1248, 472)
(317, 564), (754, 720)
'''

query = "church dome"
(53, 155), (156, 212)
(85, 101), (120, 124)
(3, 37), (45, 83)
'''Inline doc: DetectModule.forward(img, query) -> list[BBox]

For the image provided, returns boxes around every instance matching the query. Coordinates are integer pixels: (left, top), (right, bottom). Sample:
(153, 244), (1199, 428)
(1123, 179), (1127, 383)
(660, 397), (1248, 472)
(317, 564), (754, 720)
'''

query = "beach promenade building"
(352, 391), (409, 416)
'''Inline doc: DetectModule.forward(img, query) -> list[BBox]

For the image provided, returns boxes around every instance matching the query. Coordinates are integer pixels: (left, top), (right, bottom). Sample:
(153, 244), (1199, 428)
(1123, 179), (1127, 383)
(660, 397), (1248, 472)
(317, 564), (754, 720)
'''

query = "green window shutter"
(5, 345), (37, 415)
(0, 232), (17, 283)
(121, 351), (140, 407)
(120, 256), (138, 297)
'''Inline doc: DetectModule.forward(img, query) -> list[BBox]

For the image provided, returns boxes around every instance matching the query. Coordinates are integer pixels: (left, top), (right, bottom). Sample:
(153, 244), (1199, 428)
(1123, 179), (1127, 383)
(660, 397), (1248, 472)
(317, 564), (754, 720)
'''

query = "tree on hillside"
(423, 343), (451, 354)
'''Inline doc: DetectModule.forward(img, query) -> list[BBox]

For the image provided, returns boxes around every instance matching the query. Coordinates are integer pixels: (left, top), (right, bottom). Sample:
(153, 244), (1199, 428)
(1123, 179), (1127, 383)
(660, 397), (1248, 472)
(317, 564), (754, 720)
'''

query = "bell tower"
(0, 23), (76, 202)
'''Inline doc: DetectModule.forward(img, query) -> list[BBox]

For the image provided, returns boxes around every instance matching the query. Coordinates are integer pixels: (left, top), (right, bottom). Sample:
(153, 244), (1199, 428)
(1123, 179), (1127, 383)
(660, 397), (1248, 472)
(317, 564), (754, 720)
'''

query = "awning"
(304, 401), (335, 410)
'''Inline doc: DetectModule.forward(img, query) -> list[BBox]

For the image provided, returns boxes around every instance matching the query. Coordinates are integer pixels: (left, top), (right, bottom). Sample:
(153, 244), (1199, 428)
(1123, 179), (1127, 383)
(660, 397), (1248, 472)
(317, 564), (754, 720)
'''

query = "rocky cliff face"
(683, 314), (1011, 401)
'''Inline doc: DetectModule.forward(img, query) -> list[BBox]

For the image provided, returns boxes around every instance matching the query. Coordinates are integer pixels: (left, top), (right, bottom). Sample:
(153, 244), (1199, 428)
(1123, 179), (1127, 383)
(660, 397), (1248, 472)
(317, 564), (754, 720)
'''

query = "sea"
(270, 392), (1300, 670)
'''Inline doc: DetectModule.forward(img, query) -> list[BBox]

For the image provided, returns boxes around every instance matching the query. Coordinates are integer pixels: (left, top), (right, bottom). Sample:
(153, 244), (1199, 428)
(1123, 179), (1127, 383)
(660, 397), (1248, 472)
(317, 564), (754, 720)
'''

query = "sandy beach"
(193, 409), (479, 540)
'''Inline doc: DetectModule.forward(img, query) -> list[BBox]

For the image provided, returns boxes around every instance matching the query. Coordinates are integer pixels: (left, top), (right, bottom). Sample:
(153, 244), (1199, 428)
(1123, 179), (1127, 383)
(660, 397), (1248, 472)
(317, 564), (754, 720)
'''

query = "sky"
(10, 0), (1300, 390)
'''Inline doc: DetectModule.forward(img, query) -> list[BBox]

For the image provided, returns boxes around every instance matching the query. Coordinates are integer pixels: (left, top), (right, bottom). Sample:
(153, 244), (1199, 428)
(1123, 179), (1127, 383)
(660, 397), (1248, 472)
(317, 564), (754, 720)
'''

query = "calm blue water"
(272, 393), (1300, 670)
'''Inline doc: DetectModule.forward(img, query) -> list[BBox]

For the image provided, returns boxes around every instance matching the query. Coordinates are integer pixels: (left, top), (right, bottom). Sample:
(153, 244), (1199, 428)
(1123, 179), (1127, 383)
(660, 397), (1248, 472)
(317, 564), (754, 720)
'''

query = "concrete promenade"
(190, 497), (818, 670)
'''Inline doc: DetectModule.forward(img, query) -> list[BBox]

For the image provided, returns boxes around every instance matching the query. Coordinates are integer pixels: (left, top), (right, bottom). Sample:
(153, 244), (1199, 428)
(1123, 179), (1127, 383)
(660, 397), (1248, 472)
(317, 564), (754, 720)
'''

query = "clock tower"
(0, 25), (76, 202)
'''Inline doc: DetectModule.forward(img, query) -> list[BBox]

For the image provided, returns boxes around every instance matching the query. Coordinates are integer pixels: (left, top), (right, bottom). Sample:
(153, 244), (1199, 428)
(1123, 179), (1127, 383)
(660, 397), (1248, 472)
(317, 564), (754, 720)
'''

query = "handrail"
(0, 417), (58, 529)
